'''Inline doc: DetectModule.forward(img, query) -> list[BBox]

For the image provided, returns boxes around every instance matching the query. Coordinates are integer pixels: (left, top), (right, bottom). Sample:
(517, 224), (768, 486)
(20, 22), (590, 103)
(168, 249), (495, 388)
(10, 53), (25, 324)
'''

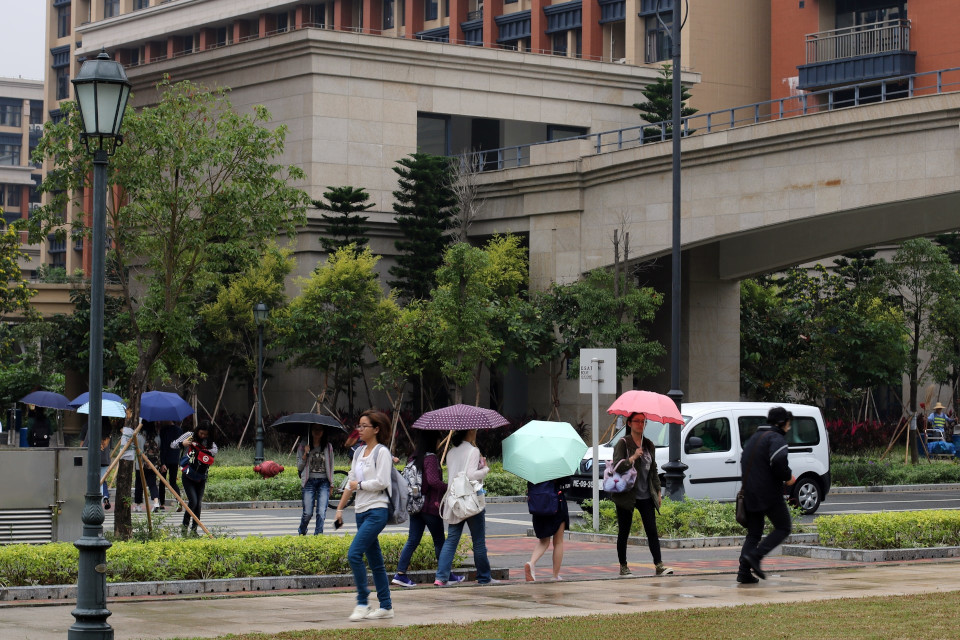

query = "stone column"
(405, 0), (424, 37)
(482, 0), (503, 48)
(449, 0), (468, 43)
(530, 0), (548, 54)
(581, 0), (602, 60)
(364, 0), (383, 33)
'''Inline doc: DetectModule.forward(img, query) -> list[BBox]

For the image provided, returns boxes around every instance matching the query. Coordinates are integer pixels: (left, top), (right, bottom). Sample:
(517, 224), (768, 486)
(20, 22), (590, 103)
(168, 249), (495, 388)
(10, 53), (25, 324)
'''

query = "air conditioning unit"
(29, 202), (41, 211)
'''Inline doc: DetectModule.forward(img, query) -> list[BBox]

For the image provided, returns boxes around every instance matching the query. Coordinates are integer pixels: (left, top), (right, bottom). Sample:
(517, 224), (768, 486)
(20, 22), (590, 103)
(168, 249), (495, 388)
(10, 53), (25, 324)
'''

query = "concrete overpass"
(471, 91), (960, 402)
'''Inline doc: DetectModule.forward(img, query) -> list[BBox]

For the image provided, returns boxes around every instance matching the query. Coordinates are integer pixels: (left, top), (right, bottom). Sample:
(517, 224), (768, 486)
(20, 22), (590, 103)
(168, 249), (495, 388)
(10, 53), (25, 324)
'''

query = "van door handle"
(725, 459), (736, 464)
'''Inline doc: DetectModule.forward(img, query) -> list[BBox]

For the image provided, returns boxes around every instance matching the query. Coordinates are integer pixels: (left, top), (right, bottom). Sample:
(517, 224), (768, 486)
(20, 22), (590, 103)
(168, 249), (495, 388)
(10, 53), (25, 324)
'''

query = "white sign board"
(578, 348), (617, 394)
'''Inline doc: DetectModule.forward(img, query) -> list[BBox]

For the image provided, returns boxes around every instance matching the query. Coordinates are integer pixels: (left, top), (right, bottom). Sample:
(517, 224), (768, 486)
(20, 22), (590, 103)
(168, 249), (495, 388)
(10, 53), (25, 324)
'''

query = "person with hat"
(737, 406), (796, 584)
(927, 402), (954, 436)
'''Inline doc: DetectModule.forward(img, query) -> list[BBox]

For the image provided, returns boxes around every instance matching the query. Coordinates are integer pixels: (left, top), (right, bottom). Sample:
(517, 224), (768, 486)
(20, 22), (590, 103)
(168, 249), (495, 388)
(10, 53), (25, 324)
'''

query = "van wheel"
(791, 477), (821, 515)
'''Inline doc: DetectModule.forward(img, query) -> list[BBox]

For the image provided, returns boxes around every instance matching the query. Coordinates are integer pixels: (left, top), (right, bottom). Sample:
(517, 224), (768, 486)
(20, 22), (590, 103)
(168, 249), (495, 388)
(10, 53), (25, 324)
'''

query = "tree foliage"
(388, 153), (456, 302)
(632, 64), (698, 141)
(314, 186), (373, 255)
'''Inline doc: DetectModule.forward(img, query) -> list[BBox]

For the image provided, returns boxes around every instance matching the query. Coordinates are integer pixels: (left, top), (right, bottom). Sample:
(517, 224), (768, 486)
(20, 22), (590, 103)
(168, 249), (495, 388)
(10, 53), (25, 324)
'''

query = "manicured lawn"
(173, 590), (959, 640)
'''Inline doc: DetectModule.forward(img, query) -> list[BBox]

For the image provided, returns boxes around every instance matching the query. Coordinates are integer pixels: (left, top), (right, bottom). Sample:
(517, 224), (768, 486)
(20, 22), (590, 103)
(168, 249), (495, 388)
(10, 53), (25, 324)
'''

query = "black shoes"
(736, 572), (760, 584)
(741, 552), (766, 580)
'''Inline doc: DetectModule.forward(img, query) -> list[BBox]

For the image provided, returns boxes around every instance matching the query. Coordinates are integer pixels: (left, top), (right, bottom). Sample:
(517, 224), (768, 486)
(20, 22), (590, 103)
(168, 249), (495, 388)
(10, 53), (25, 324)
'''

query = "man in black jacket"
(738, 406), (796, 583)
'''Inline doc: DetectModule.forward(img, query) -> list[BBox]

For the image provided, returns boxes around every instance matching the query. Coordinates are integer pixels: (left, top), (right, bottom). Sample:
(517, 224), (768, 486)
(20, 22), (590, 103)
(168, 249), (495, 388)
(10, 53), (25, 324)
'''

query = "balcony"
(798, 19), (915, 90)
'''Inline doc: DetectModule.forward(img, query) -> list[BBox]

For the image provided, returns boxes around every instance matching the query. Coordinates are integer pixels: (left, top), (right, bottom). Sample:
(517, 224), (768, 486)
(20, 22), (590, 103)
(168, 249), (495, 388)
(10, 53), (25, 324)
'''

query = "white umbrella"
(77, 399), (127, 418)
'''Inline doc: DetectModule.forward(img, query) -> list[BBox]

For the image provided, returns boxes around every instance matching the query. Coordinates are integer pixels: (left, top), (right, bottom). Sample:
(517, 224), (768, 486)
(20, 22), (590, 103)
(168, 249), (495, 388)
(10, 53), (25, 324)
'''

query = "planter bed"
(782, 544), (960, 562)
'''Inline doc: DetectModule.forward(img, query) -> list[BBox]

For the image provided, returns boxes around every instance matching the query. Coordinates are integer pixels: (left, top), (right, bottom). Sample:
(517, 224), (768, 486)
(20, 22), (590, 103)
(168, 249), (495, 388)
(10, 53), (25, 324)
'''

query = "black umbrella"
(269, 413), (346, 436)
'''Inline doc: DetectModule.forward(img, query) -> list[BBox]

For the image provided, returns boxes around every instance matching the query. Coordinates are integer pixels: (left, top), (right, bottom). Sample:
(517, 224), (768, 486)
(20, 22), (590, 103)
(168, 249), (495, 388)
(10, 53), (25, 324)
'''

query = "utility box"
(0, 447), (88, 544)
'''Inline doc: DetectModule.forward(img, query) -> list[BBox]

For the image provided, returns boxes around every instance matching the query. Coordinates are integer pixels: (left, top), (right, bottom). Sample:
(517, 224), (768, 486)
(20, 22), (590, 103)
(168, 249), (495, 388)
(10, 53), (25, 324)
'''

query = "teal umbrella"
(502, 420), (588, 484)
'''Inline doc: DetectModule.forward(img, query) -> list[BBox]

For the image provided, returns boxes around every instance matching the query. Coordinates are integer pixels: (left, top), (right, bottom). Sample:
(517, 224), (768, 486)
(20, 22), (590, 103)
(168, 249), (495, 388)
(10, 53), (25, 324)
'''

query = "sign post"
(579, 348), (616, 532)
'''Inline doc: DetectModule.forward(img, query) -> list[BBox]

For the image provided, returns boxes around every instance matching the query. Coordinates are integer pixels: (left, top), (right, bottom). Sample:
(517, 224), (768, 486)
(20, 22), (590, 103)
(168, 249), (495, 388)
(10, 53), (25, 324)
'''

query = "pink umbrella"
(607, 390), (685, 425)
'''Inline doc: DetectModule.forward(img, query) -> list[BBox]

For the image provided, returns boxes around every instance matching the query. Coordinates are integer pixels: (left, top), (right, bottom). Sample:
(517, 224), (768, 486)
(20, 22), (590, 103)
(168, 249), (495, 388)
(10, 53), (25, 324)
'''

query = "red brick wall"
(770, 0), (819, 102)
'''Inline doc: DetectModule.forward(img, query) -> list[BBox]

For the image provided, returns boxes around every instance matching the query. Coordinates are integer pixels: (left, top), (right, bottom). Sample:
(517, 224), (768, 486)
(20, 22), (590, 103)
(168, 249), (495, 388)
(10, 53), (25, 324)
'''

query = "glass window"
(417, 114), (449, 156)
(548, 125), (587, 141)
(312, 4), (327, 27)
(425, 0), (438, 21)
(552, 32), (567, 56)
(645, 14), (671, 63)
(686, 418), (732, 453)
(383, 0), (395, 29)
(57, 5), (71, 38)
(0, 104), (22, 127)
(104, 0), (120, 18)
(277, 12), (289, 33)
(30, 101), (43, 125)
(737, 415), (820, 447)
(134, 0), (151, 9)
(6, 185), (20, 208)
(56, 68), (70, 100)
(0, 144), (20, 166)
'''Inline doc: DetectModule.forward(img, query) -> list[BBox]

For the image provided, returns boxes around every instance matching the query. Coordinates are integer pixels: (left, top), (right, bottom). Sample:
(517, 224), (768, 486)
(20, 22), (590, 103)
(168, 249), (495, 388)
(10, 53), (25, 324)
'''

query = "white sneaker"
(365, 608), (394, 620)
(152, 498), (160, 511)
(348, 605), (371, 621)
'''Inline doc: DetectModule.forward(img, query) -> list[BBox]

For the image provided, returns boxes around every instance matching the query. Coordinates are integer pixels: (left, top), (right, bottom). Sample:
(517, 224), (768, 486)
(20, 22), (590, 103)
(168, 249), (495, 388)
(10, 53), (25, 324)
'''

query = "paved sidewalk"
(7, 533), (960, 640)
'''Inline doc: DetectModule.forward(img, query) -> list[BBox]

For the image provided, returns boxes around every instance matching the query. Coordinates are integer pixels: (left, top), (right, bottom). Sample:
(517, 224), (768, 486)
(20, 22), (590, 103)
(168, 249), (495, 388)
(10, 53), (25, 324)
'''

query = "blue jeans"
(299, 477), (330, 535)
(397, 512), (445, 573)
(436, 510), (491, 583)
(100, 465), (110, 501)
(348, 507), (392, 609)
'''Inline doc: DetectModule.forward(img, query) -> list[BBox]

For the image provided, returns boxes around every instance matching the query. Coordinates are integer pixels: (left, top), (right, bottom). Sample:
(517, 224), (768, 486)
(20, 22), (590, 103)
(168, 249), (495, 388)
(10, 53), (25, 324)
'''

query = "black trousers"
(616, 497), (661, 566)
(182, 477), (207, 529)
(134, 467), (159, 504)
(158, 464), (179, 506)
(739, 499), (792, 575)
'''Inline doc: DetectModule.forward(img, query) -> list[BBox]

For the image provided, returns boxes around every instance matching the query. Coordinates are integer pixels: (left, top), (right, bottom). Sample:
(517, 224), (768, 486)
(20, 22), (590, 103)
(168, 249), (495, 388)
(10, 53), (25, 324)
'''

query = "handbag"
(602, 444), (640, 494)
(440, 471), (485, 524)
(736, 432), (772, 527)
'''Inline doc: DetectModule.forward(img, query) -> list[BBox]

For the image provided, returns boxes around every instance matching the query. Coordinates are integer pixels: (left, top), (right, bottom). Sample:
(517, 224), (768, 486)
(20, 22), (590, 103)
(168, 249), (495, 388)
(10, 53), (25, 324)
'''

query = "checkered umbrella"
(411, 404), (510, 431)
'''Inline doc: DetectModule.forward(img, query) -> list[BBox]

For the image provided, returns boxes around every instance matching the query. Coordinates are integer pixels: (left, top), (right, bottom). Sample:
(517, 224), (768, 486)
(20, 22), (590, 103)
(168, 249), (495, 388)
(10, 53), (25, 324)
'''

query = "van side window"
(686, 418), (731, 453)
(738, 416), (765, 444)
(788, 417), (820, 446)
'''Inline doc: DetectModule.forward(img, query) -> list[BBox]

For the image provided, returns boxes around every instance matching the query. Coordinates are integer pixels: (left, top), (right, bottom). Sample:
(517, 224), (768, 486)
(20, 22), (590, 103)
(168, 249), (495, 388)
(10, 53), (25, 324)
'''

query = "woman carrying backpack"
(334, 410), (394, 621)
(297, 425), (334, 535)
(392, 430), (464, 587)
(524, 476), (571, 582)
(434, 429), (496, 586)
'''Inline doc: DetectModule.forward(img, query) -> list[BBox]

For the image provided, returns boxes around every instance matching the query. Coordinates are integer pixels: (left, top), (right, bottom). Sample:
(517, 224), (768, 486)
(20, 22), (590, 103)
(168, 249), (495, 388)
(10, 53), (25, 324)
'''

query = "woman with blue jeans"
(297, 425), (334, 535)
(392, 430), (463, 587)
(435, 429), (495, 586)
(335, 410), (394, 622)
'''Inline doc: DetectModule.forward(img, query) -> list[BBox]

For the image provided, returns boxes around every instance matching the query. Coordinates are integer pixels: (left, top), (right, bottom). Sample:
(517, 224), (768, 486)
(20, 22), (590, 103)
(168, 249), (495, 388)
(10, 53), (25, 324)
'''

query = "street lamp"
(253, 302), (268, 465)
(662, 0), (688, 501)
(69, 50), (131, 640)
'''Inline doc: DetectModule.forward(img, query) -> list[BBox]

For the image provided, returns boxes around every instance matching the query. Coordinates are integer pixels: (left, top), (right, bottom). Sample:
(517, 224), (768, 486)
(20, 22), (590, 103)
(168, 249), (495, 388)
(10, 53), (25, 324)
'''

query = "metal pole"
(663, 0), (688, 502)
(69, 149), (113, 640)
(591, 359), (601, 532)
(254, 323), (264, 465)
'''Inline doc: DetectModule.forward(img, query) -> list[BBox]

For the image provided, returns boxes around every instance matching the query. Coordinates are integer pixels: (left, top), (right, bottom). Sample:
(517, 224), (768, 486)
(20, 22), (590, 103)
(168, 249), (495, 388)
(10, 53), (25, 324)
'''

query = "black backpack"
(527, 481), (559, 516)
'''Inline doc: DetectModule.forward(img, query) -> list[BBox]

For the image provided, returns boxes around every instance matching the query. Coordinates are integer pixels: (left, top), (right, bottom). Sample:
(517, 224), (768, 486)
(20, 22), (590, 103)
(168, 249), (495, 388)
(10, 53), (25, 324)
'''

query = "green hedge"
(830, 457), (960, 487)
(573, 498), (802, 538)
(0, 534), (467, 588)
(815, 511), (960, 550)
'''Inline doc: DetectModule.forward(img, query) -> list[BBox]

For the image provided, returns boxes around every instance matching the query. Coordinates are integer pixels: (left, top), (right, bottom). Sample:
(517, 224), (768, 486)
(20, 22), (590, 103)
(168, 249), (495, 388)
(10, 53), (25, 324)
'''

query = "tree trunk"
(114, 459), (134, 540)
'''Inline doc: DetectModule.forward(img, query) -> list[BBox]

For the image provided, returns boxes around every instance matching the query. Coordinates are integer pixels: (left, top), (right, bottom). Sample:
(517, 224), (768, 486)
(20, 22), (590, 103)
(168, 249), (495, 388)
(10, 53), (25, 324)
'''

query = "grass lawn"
(174, 590), (959, 640)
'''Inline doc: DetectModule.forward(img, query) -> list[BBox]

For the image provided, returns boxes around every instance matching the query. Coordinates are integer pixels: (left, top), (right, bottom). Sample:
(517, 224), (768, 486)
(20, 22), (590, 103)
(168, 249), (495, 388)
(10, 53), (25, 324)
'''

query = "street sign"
(578, 348), (617, 394)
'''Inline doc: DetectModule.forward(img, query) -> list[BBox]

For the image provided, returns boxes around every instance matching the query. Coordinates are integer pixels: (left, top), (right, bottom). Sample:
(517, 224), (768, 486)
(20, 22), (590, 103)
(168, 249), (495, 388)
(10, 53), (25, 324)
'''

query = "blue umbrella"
(69, 391), (124, 409)
(140, 391), (194, 422)
(19, 391), (72, 411)
(77, 399), (127, 418)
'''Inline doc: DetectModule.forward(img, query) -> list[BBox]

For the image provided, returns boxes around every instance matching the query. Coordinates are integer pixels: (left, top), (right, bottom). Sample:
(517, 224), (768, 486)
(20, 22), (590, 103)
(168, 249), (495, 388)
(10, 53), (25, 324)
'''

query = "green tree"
(632, 64), (698, 142)
(30, 78), (309, 538)
(927, 264), (960, 414)
(388, 153), (456, 302)
(277, 246), (390, 414)
(200, 245), (294, 404)
(887, 239), (954, 416)
(0, 225), (36, 358)
(315, 186), (373, 255)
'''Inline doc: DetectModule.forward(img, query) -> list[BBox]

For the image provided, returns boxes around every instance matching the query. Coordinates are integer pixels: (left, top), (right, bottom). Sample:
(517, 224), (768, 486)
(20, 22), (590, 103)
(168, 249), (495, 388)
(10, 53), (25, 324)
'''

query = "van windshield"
(603, 419), (670, 448)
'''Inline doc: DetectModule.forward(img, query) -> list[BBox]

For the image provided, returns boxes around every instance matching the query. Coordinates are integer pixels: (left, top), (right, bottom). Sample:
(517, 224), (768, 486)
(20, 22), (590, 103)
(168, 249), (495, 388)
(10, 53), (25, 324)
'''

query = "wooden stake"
(139, 454), (212, 537)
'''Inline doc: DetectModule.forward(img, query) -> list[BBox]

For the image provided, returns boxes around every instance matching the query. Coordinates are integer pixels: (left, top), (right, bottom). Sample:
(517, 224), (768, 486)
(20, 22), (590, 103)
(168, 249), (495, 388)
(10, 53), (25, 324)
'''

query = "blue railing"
(474, 66), (960, 171)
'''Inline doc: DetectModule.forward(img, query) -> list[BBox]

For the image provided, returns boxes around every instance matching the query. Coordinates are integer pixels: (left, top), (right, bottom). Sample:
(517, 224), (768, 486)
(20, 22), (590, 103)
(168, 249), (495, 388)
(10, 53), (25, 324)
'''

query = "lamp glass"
(254, 303), (268, 325)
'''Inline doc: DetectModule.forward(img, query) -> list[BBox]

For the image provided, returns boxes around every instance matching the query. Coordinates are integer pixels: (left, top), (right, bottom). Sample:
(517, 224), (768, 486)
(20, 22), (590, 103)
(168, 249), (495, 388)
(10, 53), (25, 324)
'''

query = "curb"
(205, 496), (528, 509)
(0, 568), (510, 604)
(782, 544), (960, 562)
(542, 529), (820, 549)
(830, 483), (960, 494)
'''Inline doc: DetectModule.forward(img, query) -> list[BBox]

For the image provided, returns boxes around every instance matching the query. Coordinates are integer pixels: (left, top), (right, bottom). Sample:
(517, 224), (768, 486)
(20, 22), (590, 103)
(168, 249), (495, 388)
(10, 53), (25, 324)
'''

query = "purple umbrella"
(411, 404), (510, 431)
(19, 391), (72, 411)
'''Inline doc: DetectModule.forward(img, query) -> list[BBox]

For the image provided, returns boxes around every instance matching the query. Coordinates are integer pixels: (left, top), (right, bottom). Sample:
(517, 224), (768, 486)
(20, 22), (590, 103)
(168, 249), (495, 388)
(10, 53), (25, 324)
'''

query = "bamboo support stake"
(100, 422), (144, 484)
(139, 454), (212, 537)
(133, 438), (153, 533)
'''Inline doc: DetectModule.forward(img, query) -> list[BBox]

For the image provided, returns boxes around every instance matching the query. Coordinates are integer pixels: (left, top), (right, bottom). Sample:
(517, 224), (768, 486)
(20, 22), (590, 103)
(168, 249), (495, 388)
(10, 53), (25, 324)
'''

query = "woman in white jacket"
(434, 429), (496, 585)
(335, 410), (395, 622)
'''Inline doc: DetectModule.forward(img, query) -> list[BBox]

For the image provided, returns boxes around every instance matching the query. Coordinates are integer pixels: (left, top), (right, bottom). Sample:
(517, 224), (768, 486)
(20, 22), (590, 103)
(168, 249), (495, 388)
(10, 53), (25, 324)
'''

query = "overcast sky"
(1, 3), (47, 81)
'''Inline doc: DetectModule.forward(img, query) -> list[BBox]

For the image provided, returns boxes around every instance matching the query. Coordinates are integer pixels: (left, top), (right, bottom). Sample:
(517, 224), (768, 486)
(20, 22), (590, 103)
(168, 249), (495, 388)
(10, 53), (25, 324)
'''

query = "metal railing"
(475, 67), (960, 171)
(805, 19), (911, 65)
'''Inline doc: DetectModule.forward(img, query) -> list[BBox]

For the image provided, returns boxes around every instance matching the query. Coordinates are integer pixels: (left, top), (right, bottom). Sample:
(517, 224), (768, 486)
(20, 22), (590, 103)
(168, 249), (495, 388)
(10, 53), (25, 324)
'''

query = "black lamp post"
(253, 302), (268, 465)
(69, 50), (131, 640)
(662, 0), (688, 501)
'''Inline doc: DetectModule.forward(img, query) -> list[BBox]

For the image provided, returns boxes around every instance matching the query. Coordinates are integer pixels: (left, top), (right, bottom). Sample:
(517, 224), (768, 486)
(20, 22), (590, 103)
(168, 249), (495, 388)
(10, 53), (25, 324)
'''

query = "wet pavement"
(5, 536), (960, 639)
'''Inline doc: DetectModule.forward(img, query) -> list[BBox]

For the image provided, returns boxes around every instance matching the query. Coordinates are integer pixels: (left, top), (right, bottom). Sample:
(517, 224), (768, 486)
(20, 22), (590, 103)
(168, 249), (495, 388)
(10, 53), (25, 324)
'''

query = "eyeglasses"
(358, 424), (374, 429)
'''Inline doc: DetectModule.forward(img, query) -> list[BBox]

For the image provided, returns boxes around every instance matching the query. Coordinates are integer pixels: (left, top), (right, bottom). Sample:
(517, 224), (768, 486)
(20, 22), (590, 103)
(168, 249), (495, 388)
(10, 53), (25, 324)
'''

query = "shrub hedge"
(830, 457), (960, 487)
(0, 534), (466, 588)
(815, 511), (960, 550)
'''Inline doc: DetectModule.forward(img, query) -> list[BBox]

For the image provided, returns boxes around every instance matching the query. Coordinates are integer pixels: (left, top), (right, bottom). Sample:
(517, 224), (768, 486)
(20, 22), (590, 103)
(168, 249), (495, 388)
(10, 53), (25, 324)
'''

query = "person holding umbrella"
(297, 424), (335, 535)
(524, 476), (571, 582)
(611, 412), (672, 577)
(434, 428), (497, 586)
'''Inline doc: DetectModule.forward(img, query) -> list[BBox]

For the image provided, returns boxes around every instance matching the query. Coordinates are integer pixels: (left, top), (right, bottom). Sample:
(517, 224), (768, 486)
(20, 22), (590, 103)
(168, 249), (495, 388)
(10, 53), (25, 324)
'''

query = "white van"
(568, 402), (831, 514)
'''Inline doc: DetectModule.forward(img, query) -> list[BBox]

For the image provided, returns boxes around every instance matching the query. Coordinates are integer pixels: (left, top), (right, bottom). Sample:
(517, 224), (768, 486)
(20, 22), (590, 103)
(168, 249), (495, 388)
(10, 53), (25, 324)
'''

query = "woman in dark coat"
(610, 412), (672, 577)
(524, 476), (571, 582)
